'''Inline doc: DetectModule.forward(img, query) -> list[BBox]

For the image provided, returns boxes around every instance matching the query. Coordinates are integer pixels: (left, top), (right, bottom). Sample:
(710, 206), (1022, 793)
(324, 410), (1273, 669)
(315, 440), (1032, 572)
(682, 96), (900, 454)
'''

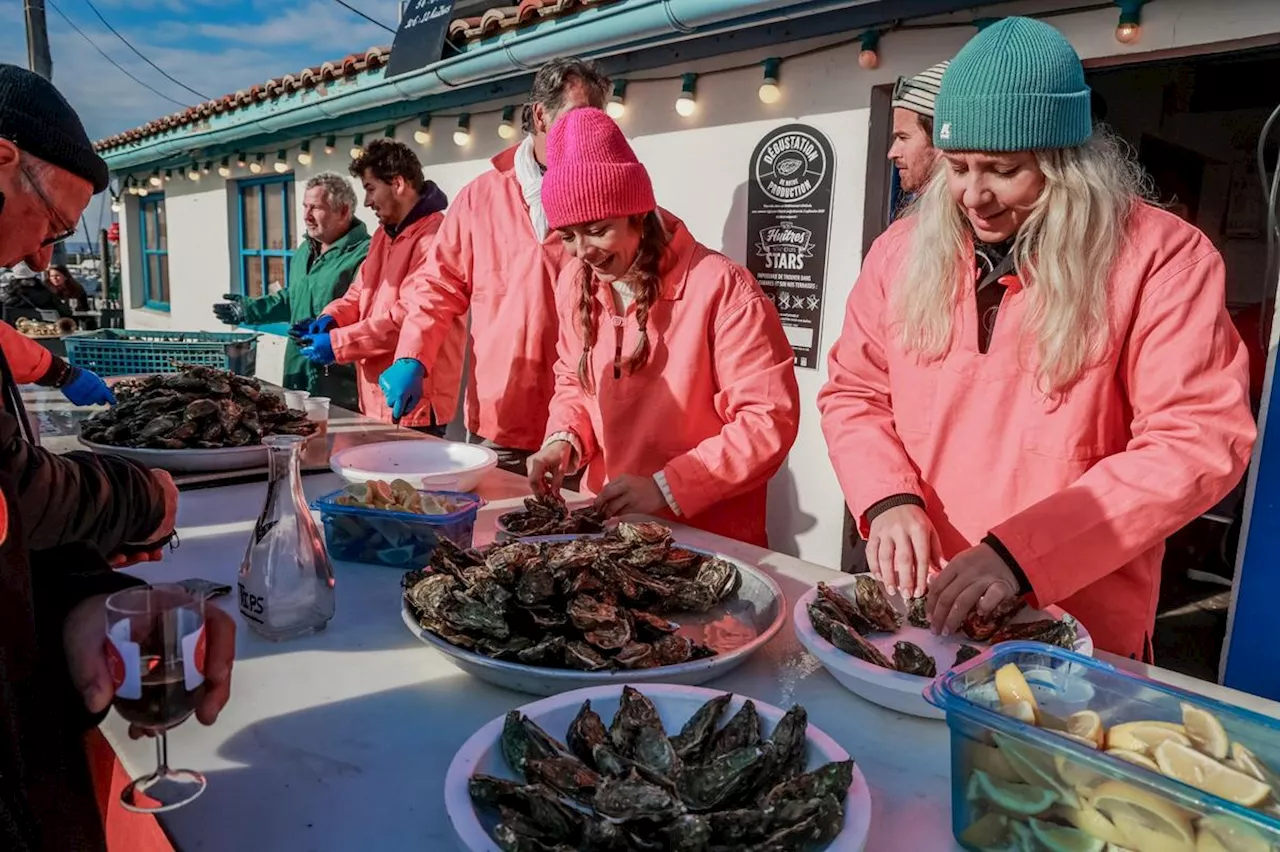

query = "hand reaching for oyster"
(865, 504), (943, 600)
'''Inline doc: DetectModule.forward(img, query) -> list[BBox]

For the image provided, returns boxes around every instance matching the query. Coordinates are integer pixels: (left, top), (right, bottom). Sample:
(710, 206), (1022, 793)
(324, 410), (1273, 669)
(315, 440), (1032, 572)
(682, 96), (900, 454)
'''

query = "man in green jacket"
(214, 171), (369, 410)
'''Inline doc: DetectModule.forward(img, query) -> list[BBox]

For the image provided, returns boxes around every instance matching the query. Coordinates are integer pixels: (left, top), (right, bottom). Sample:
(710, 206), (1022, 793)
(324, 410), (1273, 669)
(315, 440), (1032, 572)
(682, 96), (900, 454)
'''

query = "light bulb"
(187, 166), (201, 181)
(1115, 21), (1141, 43)
(606, 100), (626, 119)
(110, 200), (121, 213)
(675, 93), (697, 117)
(148, 172), (162, 187)
(323, 136), (336, 155)
(453, 129), (471, 146)
(414, 128), (431, 144)
(236, 154), (247, 168)
(202, 162), (211, 175)
(297, 143), (313, 166)
(137, 186), (150, 197)
(218, 161), (232, 178)
(858, 49), (879, 70)
(759, 82), (781, 104)
(274, 160), (289, 174)
(498, 122), (516, 140)
(249, 158), (263, 174)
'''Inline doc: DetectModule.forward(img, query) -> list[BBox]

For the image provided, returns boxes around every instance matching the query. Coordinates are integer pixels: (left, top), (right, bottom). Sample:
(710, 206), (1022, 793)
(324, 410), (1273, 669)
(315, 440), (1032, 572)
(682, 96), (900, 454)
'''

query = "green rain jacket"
(241, 220), (370, 409)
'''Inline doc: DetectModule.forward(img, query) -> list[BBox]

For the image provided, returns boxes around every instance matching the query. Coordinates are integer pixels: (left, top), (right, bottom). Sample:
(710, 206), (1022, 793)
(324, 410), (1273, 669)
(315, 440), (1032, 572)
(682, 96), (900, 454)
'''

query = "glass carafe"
(238, 434), (335, 640)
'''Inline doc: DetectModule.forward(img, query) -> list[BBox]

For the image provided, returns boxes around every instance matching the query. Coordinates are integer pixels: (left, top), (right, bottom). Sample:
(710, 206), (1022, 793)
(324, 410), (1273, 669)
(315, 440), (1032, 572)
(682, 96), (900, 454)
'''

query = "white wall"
(117, 0), (1280, 568)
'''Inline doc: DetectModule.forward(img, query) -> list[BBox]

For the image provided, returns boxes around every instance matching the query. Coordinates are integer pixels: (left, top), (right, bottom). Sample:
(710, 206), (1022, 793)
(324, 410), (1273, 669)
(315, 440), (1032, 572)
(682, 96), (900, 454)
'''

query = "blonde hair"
(895, 130), (1149, 395)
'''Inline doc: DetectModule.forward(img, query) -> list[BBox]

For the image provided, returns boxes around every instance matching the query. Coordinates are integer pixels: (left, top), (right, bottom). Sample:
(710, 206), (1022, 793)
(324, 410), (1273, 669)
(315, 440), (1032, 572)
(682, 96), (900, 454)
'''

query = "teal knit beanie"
(934, 17), (1092, 152)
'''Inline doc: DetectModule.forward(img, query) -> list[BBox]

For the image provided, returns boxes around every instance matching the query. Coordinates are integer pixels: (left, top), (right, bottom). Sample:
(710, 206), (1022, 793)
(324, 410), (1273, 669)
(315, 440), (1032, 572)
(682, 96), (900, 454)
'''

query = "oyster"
(634, 724), (680, 777)
(595, 768), (684, 821)
(678, 745), (769, 811)
(501, 711), (566, 776)
(953, 645), (982, 667)
(758, 794), (843, 850)
(852, 574), (903, 632)
(499, 495), (606, 537)
(584, 616), (632, 651)
(514, 561), (558, 606)
(523, 755), (600, 805)
(545, 539), (599, 571)
(825, 620), (893, 669)
(516, 635), (565, 667)
(892, 641), (937, 678)
(761, 759), (855, 806)
(564, 641), (611, 672)
(616, 521), (673, 546)
(763, 704), (809, 781)
(567, 701), (609, 767)
(670, 693), (733, 763)
(663, 547), (704, 572)
(615, 642), (657, 670)
(815, 582), (877, 635)
(961, 596), (1028, 642)
(609, 686), (663, 757)
(693, 558), (739, 602)
(907, 596), (930, 629)
(709, 700), (762, 758)
(989, 614), (1078, 649)
(651, 633), (695, 667)
(661, 815), (711, 852)
(631, 610), (679, 638)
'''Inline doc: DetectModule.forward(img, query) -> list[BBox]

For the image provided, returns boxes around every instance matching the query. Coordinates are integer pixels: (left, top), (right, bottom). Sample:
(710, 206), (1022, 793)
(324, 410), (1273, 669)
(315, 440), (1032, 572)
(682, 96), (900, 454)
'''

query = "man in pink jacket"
(379, 58), (610, 471)
(300, 139), (464, 433)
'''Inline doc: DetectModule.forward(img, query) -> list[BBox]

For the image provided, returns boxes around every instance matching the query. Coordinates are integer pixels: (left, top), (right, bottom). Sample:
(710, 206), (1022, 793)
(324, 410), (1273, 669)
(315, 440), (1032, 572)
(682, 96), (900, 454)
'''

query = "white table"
(100, 467), (1280, 852)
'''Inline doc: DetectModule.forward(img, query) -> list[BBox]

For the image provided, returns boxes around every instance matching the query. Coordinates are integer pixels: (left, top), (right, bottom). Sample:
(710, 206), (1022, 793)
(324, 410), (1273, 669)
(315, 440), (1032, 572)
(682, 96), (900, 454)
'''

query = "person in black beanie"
(0, 64), (236, 851)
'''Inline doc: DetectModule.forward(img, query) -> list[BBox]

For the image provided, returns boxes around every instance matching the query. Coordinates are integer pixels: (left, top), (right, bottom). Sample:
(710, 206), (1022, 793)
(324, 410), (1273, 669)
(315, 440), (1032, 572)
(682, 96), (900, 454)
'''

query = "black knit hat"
(0, 64), (109, 193)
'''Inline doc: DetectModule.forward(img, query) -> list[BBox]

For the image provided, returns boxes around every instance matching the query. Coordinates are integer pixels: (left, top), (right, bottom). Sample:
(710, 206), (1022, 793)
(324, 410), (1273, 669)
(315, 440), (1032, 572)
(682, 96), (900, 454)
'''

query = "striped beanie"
(891, 61), (950, 119)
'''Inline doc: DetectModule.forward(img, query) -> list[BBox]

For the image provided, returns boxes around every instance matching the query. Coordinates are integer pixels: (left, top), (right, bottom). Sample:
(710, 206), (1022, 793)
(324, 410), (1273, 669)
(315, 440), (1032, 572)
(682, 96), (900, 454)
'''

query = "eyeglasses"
(22, 164), (77, 247)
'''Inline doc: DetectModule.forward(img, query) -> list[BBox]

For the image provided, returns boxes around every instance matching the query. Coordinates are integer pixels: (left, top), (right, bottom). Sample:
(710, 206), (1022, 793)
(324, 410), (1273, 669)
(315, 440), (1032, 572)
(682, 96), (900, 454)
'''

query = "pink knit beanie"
(542, 107), (656, 230)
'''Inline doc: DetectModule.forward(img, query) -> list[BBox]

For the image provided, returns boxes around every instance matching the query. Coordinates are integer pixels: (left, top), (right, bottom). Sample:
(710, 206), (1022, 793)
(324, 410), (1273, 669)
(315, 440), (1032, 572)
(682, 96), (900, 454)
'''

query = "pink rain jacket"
(546, 213), (800, 548)
(322, 212), (465, 427)
(819, 203), (1255, 660)
(394, 147), (568, 451)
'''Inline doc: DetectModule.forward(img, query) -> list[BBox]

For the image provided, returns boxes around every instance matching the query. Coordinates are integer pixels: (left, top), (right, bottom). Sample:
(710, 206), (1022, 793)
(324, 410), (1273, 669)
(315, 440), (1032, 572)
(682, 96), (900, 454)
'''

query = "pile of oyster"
(807, 576), (1077, 678)
(403, 522), (739, 671)
(81, 365), (316, 449)
(471, 686), (854, 851)
(499, 495), (606, 537)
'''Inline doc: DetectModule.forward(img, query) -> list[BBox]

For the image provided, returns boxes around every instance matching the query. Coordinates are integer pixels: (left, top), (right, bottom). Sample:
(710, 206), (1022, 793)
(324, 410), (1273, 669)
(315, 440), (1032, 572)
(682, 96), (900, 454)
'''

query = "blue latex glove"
(379, 359), (426, 422)
(299, 332), (335, 365)
(308, 315), (337, 335)
(62, 367), (116, 406)
(289, 317), (315, 338)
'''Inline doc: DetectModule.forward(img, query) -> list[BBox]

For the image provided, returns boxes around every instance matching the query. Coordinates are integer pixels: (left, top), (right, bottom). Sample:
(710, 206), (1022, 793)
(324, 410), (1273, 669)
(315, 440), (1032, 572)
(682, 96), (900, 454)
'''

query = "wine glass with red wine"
(105, 584), (208, 812)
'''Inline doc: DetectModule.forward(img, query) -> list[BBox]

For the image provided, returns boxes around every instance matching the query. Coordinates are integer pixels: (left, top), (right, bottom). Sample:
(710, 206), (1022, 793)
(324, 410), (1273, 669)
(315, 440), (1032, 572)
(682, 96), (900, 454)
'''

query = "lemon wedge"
(996, 663), (1040, 722)
(970, 742), (1021, 784)
(1182, 703), (1230, 760)
(966, 768), (1058, 815)
(995, 733), (1081, 809)
(1228, 743), (1280, 789)
(959, 812), (1008, 847)
(1196, 815), (1272, 852)
(1153, 740), (1272, 807)
(1001, 700), (1038, 725)
(1030, 817), (1106, 852)
(1069, 710), (1106, 749)
(1090, 780), (1195, 852)
(1106, 721), (1192, 756)
(1106, 748), (1162, 773)
(1055, 752), (1107, 790)
(1055, 802), (1128, 846)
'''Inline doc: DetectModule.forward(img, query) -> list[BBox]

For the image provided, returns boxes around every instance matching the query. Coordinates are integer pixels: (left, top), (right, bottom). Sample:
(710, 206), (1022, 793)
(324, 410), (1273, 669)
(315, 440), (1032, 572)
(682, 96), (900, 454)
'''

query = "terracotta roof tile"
(94, 0), (619, 153)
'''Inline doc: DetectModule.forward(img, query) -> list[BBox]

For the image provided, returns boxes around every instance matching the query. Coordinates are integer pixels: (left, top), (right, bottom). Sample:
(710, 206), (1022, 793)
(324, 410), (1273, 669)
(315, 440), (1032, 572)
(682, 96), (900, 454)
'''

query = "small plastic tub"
(310, 488), (484, 568)
(926, 642), (1280, 852)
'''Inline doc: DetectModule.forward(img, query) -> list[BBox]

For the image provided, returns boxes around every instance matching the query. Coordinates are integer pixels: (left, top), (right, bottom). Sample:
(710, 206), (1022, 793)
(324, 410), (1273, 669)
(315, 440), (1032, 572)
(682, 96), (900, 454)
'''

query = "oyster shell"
(594, 768), (684, 821)
(516, 635), (565, 667)
(584, 616), (633, 651)
(523, 755), (600, 805)
(614, 641), (657, 670)
(989, 614), (1078, 649)
(677, 745), (768, 811)
(709, 700), (762, 758)
(961, 596), (1028, 641)
(514, 561), (558, 606)
(564, 641), (611, 672)
(609, 685), (663, 758)
(761, 759), (855, 806)
(670, 693), (733, 763)
(631, 610), (679, 639)
(651, 633), (695, 667)
(815, 582), (877, 635)
(634, 724), (681, 777)
(616, 520), (673, 546)
(567, 700), (609, 767)
(825, 620), (893, 669)
(907, 596), (930, 629)
(693, 558), (740, 602)
(953, 644), (982, 667)
(758, 794), (843, 850)
(852, 574), (903, 632)
(501, 711), (566, 776)
(892, 641), (937, 678)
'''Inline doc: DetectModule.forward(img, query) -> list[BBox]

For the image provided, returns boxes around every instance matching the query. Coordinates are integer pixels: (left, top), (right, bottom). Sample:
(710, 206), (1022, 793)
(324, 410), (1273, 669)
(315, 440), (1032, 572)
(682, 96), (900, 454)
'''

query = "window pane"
(244, 256), (264, 299)
(242, 185), (262, 249)
(143, 205), (157, 250)
(266, 256), (286, 294)
(264, 183), (285, 250)
(285, 182), (295, 247)
(148, 255), (163, 303)
(158, 254), (171, 304)
(156, 202), (167, 251)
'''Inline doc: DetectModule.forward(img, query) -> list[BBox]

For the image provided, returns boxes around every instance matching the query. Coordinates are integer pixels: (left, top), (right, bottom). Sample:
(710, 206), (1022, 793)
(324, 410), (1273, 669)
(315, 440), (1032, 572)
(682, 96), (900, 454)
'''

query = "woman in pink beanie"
(526, 107), (800, 547)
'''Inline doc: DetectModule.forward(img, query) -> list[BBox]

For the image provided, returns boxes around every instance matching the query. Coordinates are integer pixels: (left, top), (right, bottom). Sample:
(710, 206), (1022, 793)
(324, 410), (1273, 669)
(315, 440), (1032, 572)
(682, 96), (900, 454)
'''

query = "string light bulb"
(323, 135), (336, 155)
(297, 141), (312, 166)
(148, 169), (162, 188)
(414, 115), (432, 145)
(202, 161), (212, 175)
(124, 178), (135, 195)
(606, 80), (627, 119)
(498, 106), (517, 140)
(236, 152), (247, 168)
(187, 162), (201, 181)
(350, 133), (364, 159)
(1114, 0), (1145, 44)
(453, 114), (472, 147)
(758, 58), (782, 104)
(110, 198), (121, 213)
(249, 154), (264, 174)
(163, 169), (174, 183)
(273, 150), (289, 174)
(218, 157), (232, 178)
(675, 73), (698, 118)
(858, 31), (881, 69)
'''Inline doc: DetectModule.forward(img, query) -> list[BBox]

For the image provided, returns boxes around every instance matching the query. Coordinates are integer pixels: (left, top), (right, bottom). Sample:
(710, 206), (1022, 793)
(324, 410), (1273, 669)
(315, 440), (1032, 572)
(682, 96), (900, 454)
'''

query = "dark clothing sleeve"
(864, 493), (927, 526)
(0, 410), (163, 554)
(983, 532), (1032, 596)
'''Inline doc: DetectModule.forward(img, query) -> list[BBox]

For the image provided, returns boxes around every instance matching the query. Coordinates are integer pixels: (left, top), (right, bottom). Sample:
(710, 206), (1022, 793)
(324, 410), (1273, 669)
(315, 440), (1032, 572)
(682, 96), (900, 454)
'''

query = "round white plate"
(403, 541), (785, 696)
(330, 440), (498, 492)
(793, 575), (1094, 720)
(78, 437), (268, 473)
(445, 683), (872, 852)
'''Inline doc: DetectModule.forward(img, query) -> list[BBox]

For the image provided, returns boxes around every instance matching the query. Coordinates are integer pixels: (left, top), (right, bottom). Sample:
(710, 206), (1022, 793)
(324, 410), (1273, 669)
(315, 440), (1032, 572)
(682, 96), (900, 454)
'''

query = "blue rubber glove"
(62, 367), (116, 406)
(379, 359), (426, 422)
(299, 332), (335, 365)
(289, 317), (315, 338)
(308, 315), (337, 335)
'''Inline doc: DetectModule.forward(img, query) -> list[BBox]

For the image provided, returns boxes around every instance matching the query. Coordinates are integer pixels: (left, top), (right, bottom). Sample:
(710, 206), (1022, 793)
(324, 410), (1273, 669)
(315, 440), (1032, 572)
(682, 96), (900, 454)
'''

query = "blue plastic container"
(64, 329), (259, 377)
(311, 488), (484, 568)
(926, 642), (1280, 851)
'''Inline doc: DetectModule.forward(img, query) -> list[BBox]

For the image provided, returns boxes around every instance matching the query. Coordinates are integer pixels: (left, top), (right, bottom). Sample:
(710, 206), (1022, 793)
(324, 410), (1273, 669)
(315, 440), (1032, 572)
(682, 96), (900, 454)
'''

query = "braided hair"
(576, 211), (670, 393)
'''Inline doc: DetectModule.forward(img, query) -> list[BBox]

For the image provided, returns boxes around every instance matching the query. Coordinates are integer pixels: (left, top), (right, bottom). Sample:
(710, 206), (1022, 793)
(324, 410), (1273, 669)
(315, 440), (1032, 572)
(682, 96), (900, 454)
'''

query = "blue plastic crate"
(63, 329), (259, 377)
(311, 488), (484, 568)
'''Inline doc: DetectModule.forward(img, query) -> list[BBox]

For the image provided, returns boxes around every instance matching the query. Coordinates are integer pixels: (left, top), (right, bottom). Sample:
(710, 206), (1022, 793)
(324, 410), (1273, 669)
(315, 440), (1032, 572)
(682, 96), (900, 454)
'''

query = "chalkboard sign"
(385, 0), (456, 79)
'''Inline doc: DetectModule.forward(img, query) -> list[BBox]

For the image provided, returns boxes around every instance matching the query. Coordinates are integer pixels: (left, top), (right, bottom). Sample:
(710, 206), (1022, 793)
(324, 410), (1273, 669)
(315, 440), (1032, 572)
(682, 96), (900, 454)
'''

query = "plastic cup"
(283, 389), (310, 412)
(302, 396), (331, 467)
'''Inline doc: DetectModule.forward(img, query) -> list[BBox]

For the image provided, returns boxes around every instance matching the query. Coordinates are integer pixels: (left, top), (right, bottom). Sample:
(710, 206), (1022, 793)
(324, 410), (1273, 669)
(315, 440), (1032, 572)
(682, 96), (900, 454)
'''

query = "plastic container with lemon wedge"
(925, 642), (1280, 852)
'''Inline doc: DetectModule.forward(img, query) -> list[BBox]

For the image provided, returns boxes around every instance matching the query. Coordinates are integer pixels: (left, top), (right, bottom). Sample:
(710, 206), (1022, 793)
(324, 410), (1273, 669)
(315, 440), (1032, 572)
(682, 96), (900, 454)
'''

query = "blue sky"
(0, 0), (393, 245)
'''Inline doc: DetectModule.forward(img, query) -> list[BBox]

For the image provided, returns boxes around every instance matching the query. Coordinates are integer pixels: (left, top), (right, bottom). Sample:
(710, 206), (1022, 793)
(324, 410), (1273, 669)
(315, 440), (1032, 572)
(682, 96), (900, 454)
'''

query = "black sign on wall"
(385, 0), (457, 79)
(745, 124), (837, 370)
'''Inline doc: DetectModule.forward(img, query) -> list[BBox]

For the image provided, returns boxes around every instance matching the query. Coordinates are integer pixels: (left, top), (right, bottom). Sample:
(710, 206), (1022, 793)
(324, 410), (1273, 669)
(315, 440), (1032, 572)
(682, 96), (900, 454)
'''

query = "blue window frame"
(236, 175), (295, 300)
(138, 194), (170, 310)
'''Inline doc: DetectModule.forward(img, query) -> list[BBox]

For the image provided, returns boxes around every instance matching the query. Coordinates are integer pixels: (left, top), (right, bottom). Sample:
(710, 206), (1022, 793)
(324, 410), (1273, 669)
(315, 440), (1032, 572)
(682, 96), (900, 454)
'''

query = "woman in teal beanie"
(819, 17), (1256, 661)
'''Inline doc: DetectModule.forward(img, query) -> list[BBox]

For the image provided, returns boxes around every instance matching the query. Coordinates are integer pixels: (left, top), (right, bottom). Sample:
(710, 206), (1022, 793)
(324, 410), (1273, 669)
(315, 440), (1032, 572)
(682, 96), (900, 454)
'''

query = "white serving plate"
(330, 440), (498, 492)
(444, 683), (872, 852)
(402, 541), (785, 696)
(78, 437), (268, 473)
(793, 575), (1094, 720)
